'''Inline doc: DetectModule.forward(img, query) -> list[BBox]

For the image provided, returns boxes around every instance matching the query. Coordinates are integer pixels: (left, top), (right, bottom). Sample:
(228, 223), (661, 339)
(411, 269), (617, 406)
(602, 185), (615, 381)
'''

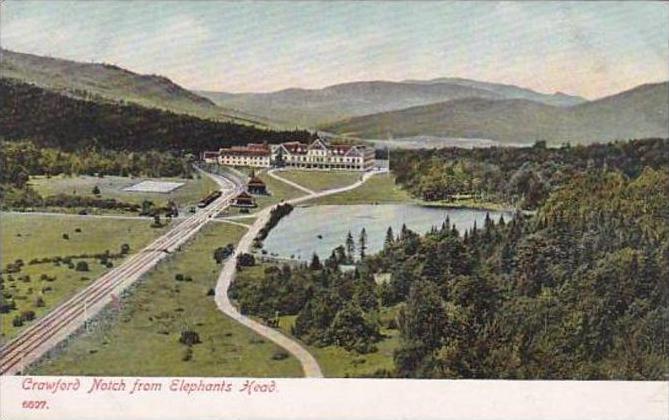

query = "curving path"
(214, 167), (387, 378)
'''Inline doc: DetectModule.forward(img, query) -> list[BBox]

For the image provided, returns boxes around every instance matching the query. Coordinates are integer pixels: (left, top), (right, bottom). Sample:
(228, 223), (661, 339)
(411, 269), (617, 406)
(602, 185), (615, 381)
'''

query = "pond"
(261, 204), (512, 261)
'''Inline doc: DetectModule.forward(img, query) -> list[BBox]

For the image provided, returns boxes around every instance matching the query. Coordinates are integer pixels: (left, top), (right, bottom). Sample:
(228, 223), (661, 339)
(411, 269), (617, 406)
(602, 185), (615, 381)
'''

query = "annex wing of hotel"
(202, 138), (376, 171)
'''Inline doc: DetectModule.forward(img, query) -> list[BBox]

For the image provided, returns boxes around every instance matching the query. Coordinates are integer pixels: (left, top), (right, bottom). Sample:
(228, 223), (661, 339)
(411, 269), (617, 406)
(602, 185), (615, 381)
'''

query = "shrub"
(271, 350), (289, 361)
(120, 243), (130, 255)
(237, 253), (256, 267)
(175, 273), (184, 282)
(179, 330), (201, 346)
(21, 310), (36, 321)
(75, 261), (89, 272)
(92, 185), (101, 195)
(12, 316), (23, 327)
(75, 227), (82, 233)
(62, 233), (69, 240)
(34, 296), (46, 307)
(0, 299), (17, 313)
(207, 288), (215, 296)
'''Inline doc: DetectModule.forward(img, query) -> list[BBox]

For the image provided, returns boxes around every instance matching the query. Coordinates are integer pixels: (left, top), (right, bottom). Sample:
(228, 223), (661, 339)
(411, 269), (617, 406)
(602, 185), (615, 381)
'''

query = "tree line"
(390, 138), (669, 209)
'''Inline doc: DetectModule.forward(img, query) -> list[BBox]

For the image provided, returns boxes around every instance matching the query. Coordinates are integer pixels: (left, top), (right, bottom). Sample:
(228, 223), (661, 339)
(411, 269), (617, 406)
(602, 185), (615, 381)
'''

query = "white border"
(1, 376), (667, 419)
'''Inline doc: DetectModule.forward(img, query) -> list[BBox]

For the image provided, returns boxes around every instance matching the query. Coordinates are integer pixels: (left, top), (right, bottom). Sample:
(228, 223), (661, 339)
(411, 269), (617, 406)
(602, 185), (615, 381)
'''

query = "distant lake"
(367, 136), (529, 150)
(262, 204), (512, 261)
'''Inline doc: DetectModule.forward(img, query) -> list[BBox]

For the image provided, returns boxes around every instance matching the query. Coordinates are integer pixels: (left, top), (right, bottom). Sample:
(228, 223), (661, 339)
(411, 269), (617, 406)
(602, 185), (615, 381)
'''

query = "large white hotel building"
(202, 138), (375, 172)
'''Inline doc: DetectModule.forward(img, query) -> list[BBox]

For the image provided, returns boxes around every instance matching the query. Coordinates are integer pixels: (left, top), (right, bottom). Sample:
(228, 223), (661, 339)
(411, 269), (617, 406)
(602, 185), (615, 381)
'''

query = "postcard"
(0, 1), (667, 419)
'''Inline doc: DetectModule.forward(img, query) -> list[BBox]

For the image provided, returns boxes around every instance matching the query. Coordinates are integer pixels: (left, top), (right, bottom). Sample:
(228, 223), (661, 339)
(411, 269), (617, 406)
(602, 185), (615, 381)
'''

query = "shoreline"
(297, 199), (518, 214)
(415, 199), (517, 213)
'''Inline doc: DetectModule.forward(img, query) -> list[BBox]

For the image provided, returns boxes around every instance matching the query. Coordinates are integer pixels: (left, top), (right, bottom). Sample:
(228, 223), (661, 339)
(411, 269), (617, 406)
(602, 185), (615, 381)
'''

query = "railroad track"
(0, 175), (242, 375)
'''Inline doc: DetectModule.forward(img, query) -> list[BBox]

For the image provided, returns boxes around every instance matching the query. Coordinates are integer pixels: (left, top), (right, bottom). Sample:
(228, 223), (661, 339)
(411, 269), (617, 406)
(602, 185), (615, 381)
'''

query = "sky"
(1, 1), (667, 98)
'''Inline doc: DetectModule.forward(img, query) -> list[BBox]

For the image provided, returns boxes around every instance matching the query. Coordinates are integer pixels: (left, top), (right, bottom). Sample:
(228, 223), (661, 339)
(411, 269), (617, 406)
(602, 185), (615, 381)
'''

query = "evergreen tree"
(399, 280), (447, 351)
(310, 253), (323, 270)
(384, 226), (395, 248)
(359, 228), (368, 259)
(345, 231), (356, 263)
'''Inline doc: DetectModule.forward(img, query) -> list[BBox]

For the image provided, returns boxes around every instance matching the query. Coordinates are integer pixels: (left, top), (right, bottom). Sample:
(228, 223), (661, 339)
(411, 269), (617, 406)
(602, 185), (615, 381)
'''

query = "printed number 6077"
(22, 400), (49, 409)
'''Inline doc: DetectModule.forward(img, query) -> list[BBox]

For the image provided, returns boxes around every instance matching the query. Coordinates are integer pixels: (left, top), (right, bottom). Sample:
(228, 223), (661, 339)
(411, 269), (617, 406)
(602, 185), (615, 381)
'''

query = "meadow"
(1, 214), (166, 342)
(31, 222), (303, 377)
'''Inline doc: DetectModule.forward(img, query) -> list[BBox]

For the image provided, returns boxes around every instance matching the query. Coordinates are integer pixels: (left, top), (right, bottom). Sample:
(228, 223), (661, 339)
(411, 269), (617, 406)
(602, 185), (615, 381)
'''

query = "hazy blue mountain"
(322, 82), (668, 145)
(197, 77), (586, 127)
(403, 77), (586, 106)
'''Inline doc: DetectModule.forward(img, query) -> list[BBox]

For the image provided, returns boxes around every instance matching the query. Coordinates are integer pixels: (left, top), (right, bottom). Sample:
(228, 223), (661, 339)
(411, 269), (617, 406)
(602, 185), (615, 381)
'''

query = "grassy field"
(303, 173), (412, 206)
(276, 170), (361, 192)
(1, 214), (167, 342)
(29, 174), (219, 213)
(30, 222), (303, 377)
(233, 263), (400, 378)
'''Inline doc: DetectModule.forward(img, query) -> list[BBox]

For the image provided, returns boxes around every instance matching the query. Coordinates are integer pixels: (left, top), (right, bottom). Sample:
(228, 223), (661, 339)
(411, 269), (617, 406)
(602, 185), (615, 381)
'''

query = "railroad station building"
(247, 174), (268, 195)
(232, 191), (257, 208)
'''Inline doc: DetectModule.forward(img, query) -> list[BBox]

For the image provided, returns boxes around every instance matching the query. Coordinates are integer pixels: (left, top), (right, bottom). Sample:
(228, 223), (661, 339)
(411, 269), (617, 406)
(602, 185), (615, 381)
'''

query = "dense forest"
(0, 79), (312, 153)
(390, 138), (669, 209)
(232, 139), (668, 379)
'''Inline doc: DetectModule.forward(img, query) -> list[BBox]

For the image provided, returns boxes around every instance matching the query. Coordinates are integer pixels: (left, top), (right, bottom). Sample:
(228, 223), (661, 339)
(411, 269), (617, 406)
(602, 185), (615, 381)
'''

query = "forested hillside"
(379, 168), (668, 379)
(0, 79), (312, 153)
(0, 49), (265, 125)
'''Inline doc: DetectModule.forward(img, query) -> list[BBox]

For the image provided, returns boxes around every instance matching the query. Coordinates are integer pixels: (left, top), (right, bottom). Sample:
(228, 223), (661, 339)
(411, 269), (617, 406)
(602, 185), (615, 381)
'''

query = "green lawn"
(1, 214), (167, 342)
(233, 263), (400, 378)
(29, 174), (219, 214)
(30, 222), (303, 377)
(276, 170), (361, 192)
(304, 173), (412, 206)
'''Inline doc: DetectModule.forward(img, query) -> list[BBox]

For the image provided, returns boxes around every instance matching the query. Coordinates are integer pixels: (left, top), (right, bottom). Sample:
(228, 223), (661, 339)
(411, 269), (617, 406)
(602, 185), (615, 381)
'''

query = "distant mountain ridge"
(402, 77), (586, 106)
(0, 49), (266, 125)
(322, 81), (669, 145)
(197, 77), (587, 128)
